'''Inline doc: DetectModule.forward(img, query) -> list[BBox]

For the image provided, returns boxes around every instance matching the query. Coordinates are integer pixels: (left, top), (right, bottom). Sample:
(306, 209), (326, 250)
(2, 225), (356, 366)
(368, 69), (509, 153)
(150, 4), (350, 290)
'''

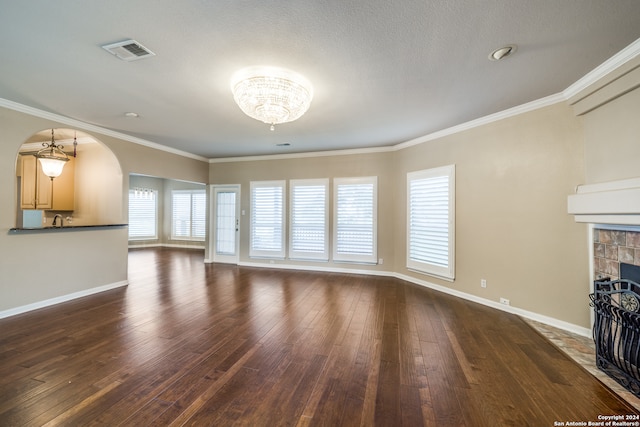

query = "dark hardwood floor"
(0, 247), (636, 426)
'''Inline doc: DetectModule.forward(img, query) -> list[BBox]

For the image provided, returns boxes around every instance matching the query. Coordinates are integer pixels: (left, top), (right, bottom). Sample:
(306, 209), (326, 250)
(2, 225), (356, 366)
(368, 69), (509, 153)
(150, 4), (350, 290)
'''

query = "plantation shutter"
(289, 179), (328, 260)
(128, 189), (157, 239)
(250, 181), (285, 258)
(333, 177), (377, 263)
(407, 165), (455, 280)
(172, 192), (192, 239)
(172, 190), (206, 240)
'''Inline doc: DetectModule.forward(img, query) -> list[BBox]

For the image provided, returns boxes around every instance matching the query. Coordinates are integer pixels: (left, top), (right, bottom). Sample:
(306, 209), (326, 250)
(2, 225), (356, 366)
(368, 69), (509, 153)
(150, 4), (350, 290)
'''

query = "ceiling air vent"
(101, 39), (155, 61)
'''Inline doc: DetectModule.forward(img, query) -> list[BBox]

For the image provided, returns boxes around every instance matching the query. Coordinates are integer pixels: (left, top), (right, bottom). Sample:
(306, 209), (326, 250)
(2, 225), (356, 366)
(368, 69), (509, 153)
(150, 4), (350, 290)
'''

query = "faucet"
(52, 214), (63, 227)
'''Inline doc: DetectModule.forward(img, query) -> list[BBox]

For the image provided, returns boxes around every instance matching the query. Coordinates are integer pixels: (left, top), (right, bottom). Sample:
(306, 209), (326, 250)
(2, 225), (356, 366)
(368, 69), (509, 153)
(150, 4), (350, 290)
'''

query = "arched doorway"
(15, 128), (123, 228)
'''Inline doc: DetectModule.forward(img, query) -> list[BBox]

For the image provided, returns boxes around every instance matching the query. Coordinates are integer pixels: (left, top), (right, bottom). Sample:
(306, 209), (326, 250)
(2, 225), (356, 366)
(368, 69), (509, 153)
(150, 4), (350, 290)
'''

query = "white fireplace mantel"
(568, 177), (640, 226)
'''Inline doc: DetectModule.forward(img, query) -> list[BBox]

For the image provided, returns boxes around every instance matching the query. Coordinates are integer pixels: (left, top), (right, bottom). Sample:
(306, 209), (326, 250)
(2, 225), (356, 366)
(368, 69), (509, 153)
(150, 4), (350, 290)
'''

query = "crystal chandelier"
(35, 129), (70, 179)
(231, 66), (313, 131)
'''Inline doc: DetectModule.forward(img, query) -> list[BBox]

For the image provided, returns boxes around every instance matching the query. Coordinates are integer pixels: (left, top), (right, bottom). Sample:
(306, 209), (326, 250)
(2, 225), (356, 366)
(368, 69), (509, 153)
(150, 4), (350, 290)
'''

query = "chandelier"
(231, 66), (313, 131)
(35, 129), (70, 179)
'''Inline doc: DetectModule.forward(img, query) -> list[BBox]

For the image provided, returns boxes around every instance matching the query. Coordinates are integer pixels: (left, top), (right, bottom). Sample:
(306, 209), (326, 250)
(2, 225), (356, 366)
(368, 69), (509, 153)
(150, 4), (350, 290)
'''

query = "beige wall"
(210, 151), (394, 271)
(0, 98), (596, 329)
(210, 102), (592, 328)
(0, 107), (209, 313)
(395, 103), (589, 326)
(582, 86), (640, 184)
(5, 70), (637, 328)
(62, 140), (123, 226)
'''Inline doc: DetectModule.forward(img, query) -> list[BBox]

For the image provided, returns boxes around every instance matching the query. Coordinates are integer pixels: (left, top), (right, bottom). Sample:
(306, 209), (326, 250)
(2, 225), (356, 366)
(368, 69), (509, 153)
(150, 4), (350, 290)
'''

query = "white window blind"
(250, 181), (285, 258)
(128, 189), (157, 240)
(171, 190), (206, 241)
(333, 177), (377, 264)
(289, 179), (328, 261)
(407, 165), (455, 280)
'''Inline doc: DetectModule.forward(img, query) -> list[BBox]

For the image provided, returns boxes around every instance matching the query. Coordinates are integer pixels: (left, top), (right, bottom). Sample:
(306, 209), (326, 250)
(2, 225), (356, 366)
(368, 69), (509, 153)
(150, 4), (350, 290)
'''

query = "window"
(250, 180), (285, 258)
(333, 176), (377, 263)
(128, 189), (157, 240)
(289, 179), (329, 261)
(407, 165), (455, 280)
(171, 190), (206, 241)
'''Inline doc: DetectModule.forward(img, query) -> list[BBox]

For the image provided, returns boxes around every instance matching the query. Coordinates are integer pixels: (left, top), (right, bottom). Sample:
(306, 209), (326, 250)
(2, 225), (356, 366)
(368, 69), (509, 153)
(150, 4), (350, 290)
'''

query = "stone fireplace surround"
(567, 177), (640, 282)
(593, 228), (640, 281)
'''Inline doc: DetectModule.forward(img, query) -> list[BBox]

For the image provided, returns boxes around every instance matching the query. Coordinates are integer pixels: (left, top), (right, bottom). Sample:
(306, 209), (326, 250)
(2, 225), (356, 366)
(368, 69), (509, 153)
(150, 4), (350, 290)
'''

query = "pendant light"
(34, 129), (69, 179)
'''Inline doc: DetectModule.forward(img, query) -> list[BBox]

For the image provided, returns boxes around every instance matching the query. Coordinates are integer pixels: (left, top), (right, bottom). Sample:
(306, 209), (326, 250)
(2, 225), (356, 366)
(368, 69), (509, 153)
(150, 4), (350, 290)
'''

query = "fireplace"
(593, 228), (640, 281)
(590, 228), (640, 397)
(591, 253), (640, 397)
(568, 178), (640, 395)
(622, 262), (640, 284)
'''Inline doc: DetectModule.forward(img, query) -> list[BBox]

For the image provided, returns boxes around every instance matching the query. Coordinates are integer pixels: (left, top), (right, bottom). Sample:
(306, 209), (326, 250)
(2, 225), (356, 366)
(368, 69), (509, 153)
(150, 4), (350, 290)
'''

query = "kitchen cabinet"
(20, 154), (75, 210)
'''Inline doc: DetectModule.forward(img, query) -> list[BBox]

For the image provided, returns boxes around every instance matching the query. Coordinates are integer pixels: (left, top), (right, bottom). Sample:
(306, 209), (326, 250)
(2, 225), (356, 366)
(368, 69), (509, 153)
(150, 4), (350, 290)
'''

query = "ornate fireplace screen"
(590, 278), (640, 397)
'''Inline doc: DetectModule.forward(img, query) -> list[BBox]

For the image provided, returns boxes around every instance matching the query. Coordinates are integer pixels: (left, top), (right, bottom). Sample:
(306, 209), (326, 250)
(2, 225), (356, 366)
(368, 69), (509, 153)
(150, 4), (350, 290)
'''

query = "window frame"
(406, 164), (455, 281)
(332, 176), (378, 264)
(250, 180), (286, 259)
(289, 178), (329, 261)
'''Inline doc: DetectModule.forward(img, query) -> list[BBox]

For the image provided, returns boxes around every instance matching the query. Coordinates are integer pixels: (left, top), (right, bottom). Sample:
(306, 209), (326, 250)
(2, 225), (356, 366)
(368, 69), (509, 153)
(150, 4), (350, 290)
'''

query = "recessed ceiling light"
(489, 45), (517, 61)
(124, 112), (139, 118)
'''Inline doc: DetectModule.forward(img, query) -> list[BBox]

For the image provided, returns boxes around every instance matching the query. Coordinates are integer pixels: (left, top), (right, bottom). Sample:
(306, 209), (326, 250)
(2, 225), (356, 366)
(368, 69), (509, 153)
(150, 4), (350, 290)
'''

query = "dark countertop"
(9, 224), (128, 233)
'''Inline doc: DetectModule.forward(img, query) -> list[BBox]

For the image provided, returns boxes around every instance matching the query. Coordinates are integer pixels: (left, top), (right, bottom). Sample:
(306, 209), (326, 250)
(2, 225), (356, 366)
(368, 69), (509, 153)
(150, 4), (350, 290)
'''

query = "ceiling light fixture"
(231, 66), (313, 131)
(489, 45), (517, 61)
(35, 129), (69, 179)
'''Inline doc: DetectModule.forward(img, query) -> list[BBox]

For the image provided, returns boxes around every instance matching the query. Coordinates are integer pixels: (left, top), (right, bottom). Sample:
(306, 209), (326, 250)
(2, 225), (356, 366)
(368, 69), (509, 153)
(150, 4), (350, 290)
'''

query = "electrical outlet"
(481, 279), (487, 288)
(500, 297), (510, 306)
(378, 258), (383, 265)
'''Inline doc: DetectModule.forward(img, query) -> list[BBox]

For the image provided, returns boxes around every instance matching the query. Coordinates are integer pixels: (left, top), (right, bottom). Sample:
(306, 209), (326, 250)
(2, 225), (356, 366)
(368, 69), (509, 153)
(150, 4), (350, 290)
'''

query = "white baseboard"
(2, 258), (591, 338)
(237, 260), (592, 338)
(128, 243), (163, 248)
(162, 244), (205, 250)
(0, 280), (129, 320)
(394, 272), (592, 338)
(238, 260), (392, 277)
(128, 243), (205, 250)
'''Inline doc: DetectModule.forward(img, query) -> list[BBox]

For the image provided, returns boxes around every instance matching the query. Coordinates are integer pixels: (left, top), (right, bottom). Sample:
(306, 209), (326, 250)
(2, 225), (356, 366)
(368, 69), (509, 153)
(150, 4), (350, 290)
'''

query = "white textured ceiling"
(1, 1), (639, 159)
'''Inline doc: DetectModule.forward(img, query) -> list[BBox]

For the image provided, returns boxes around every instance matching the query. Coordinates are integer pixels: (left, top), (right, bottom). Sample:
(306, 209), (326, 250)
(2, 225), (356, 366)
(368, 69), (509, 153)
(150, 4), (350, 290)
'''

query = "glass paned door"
(212, 186), (240, 264)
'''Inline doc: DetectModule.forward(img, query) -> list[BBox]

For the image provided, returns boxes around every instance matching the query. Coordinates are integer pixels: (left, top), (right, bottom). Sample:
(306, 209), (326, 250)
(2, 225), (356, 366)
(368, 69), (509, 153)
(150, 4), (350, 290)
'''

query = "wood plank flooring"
(0, 247), (637, 426)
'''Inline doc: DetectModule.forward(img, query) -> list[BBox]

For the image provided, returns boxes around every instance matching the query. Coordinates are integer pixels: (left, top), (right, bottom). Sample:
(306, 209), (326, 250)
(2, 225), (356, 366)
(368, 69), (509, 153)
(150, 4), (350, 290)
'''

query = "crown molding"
(3, 38), (639, 164)
(209, 93), (566, 163)
(0, 98), (208, 162)
(564, 37), (640, 100)
(394, 93), (566, 151)
(209, 145), (394, 163)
